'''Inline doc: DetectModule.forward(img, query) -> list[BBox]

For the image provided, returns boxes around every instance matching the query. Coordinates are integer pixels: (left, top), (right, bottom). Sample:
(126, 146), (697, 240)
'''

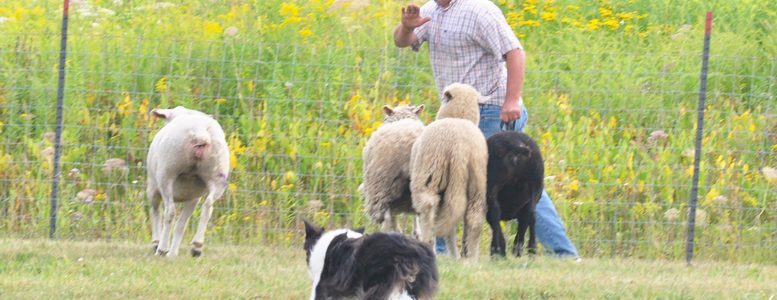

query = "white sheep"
(146, 106), (230, 257)
(410, 83), (488, 260)
(361, 104), (425, 232)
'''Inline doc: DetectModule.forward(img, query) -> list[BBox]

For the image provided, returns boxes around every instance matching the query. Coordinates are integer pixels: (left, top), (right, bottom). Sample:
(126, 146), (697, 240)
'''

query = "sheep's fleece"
(146, 106), (230, 257)
(362, 105), (425, 232)
(410, 83), (488, 260)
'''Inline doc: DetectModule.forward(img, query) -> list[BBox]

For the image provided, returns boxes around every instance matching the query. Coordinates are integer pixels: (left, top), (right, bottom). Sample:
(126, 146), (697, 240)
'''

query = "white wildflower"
(761, 167), (777, 184)
(224, 26), (238, 37)
(671, 24), (692, 40)
(713, 195), (728, 206)
(102, 158), (128, 174)
(664, 208), (680, 222)
(694, 209), (707, 227)
(76, 189), (98, 203)
(647, 130), (668, 145)
(42, 132), (56, 143)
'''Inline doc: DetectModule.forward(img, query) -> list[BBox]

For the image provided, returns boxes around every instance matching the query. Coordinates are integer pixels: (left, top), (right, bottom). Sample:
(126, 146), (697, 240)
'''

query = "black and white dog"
(303, 220), (438, 300)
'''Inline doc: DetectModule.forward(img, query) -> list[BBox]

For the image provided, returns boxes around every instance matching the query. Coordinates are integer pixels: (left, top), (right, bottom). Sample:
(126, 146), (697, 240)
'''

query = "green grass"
(0, 238), (775, 299)
(0, 0), (775, 262)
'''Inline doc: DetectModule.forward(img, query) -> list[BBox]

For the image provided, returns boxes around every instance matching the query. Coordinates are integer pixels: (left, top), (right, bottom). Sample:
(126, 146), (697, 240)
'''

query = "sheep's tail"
(436, 153), (468, 233)
(189, 129), (212, 160)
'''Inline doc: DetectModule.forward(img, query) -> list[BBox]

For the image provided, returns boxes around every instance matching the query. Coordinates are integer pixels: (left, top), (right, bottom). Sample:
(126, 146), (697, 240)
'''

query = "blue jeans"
(436, 104), (579, 257)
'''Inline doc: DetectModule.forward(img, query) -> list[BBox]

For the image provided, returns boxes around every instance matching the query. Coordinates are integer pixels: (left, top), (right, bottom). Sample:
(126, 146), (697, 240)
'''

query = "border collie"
(303, 220), (438, 300)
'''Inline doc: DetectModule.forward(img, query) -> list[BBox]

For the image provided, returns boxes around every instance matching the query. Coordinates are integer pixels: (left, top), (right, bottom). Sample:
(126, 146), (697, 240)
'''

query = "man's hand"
(401, 4), (431, 32)
(500, 97), (522, 122)
(502, 49), (525, 122)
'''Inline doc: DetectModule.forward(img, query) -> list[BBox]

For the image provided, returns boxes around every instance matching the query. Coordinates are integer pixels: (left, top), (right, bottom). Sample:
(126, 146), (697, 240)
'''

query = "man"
(394, 0), (579, 258)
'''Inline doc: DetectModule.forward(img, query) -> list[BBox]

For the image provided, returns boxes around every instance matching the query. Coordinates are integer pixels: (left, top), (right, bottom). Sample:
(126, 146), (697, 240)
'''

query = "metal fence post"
(686, 11), (713, 266)
(49, 0), (71, 239)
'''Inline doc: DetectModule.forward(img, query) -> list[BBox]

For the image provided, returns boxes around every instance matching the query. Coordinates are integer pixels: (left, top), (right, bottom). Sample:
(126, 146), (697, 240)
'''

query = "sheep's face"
(151, 106), (212, 122)
(382, 104), (424, 123)
(436, 83), (484, 124)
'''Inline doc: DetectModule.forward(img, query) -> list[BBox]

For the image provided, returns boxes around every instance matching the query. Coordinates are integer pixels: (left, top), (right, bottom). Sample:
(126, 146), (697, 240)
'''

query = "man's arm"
(393, 4), (431, 48)
(394, 23), (417, 48)
(501, 48), (525, 122)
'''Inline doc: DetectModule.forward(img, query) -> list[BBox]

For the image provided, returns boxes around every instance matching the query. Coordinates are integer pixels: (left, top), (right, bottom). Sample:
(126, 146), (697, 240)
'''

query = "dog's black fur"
(485, 131), (544, 257)
(304, 220), (438, 300)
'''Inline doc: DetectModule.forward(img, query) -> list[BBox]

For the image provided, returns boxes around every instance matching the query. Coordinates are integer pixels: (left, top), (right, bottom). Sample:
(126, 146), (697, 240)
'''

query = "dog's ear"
(304, 219), (324, 238)
(303, 219), (325, 256)
(353, 227), (365, 234)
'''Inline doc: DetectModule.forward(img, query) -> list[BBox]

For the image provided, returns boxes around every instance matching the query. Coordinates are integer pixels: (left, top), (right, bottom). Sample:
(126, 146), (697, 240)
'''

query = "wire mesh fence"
(0, 32), (775, 262)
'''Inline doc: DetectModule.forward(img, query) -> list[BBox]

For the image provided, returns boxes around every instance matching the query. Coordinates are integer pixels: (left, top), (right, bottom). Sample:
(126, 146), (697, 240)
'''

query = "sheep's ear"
(443, 91), (453, 102)
(413, 105), (425, 115)
(151, 108), (174, 120)
(353, 227), (365, 234)
(382, 105), (394, 116)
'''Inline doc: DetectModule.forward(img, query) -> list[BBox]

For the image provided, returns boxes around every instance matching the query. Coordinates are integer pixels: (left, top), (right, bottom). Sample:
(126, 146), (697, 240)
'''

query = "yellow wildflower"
(155, 77), (168, 93)
(14, 7), (28, 22)
(599, 7), (614, 18)
(287, 143), (298, 160)
(586, 19), (600, 31)
(138, 98), (149, 122)
(228, 183), (238, 192)
(203, 21), (223, 37)
(519, 20), (540, 27)
(561, 17), (582, 28)
(616, 12), (637, 21)
(284, 171), (297, 183)
(569, 179), (579, 192)
(117, 94), (132, 117)
(280, 3), (301, 18)
(521, 4), (538, 15)
(280, 3), (303, 25)
(228, 133), (247, 155)
(540, 12), (557, 22)
(229, 152), (238, 169)
(608, 116), (617, 128)
(299, 28), (314, 38)
(541, 131), (552, 144)
(602, 18), (619, 31)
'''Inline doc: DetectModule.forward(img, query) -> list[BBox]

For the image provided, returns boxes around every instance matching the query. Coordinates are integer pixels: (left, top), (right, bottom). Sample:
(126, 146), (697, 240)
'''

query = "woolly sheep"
(410, 83), (488, 259)
(146, 106), (230, 257)
(486, 131), (544, 257)
(362, 104), (425, 232)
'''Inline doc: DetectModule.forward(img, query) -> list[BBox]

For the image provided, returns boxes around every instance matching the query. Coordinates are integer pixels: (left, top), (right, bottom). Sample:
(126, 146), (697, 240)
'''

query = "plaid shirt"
(412, 0), (522, 106)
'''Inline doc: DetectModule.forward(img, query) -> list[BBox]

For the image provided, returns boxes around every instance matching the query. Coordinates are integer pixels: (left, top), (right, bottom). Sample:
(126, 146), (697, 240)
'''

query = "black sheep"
(486, 131), (544, 257)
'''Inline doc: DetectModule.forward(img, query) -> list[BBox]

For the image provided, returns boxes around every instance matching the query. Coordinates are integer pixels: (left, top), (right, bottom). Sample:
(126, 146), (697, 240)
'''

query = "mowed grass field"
(1, 238), (776, 299)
